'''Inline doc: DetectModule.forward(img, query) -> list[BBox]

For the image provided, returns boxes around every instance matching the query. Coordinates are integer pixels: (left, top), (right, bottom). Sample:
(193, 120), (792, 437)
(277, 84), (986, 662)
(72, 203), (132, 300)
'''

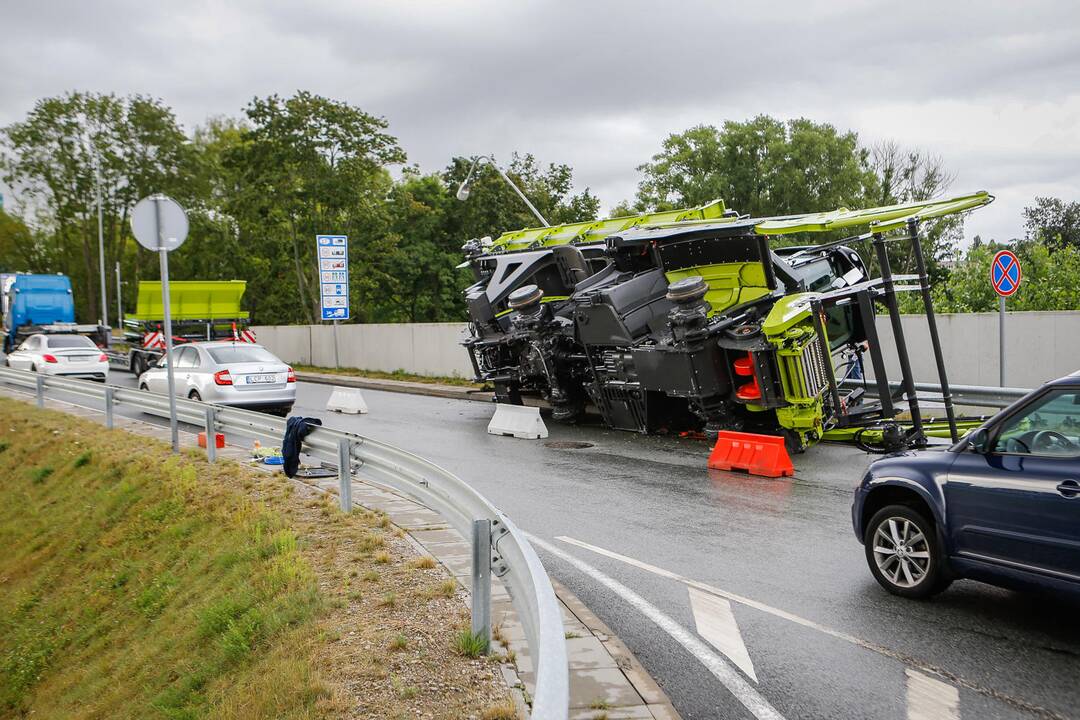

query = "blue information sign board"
(317, 235), (349, 320)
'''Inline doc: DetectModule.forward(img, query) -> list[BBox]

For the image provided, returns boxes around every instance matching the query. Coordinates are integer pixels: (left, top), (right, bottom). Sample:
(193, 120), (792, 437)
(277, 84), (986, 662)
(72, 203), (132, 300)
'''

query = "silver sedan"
(138, 341), (295, 415)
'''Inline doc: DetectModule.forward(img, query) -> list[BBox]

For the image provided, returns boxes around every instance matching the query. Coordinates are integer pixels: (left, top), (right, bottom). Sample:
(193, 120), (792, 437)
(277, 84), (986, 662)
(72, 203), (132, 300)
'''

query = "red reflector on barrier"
(708, 431), (794, 478)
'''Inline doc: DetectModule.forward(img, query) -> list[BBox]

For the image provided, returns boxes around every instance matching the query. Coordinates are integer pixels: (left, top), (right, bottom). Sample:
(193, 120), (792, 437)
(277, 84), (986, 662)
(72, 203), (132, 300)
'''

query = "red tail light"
(98, 353), (108, 362)
(42, 354), (58, 364)
(286, 367), (296, 383)
(213, 370), (233, 386)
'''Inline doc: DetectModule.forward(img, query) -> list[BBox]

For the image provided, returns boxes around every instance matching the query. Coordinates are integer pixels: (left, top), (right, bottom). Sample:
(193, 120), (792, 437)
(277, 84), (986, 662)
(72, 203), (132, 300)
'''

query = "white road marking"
(526, 533), (787, 720)
(906, 669), (960, 720)
(555, 534), (872, 648)
(550, 535), (1059, 719)
(688, 586), (758, 682)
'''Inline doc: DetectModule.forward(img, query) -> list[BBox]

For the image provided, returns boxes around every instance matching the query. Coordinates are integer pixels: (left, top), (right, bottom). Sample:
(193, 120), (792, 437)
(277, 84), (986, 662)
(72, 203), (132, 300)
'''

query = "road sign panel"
(316, 235), (349, 321)
(131, 194), (188, 252)
(991, 249), (1021, 297)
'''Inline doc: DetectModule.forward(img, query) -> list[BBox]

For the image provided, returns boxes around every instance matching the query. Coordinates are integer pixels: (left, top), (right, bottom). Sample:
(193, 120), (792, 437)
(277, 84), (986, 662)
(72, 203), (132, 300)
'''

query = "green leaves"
(635, 116), (878, 217)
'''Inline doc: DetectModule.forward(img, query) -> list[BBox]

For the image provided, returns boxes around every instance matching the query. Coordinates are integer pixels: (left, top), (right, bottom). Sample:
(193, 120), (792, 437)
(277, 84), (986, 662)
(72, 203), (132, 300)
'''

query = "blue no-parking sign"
(991, 249), (1021, 297)
(317, 235), (349, 320)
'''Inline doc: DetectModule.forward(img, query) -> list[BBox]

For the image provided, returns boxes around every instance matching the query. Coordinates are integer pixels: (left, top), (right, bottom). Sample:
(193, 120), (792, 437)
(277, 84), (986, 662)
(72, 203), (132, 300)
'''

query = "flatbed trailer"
(105, 280), (253, 375)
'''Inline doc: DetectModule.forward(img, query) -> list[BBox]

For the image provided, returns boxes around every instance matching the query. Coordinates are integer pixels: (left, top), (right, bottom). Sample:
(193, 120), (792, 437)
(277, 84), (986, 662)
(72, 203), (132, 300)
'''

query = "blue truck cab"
(2, 273), (105, 353)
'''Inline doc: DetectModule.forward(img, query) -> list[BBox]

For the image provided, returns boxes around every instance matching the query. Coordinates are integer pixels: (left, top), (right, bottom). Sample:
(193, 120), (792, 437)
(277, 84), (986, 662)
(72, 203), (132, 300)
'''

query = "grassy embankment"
(293, 364), (483, 389)
(0, 401), (513, 719)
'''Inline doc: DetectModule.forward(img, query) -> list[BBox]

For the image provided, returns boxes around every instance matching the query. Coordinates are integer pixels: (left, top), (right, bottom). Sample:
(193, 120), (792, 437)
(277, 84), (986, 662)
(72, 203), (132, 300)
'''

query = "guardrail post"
(104, 386), (115, 429)
(337, 439), (352, 511)
(471, 519), (492, 651)
(205, 407), (217, 463)
(35, 375), (44, 408)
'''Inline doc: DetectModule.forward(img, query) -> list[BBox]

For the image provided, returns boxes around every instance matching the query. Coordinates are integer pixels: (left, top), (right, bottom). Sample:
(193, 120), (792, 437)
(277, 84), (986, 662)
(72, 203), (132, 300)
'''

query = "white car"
(4, 333), (109, 381)
(138, 341), (295, 415)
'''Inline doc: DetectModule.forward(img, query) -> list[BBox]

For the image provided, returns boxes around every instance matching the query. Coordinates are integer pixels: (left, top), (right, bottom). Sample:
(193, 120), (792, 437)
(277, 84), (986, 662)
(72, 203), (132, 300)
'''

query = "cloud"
(2, 0), (1078, 242)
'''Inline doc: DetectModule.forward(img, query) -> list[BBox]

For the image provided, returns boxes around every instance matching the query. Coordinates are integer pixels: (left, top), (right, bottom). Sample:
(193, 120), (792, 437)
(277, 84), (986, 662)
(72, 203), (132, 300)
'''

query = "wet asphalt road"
(20, 372), (1080, 719)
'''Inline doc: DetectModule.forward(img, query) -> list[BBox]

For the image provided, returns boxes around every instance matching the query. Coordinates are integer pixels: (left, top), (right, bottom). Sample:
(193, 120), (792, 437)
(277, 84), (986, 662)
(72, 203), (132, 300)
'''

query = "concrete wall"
(868, 311), (1080, 390)
(254, 311), (1080, 388)
(252, 322), (474, 378)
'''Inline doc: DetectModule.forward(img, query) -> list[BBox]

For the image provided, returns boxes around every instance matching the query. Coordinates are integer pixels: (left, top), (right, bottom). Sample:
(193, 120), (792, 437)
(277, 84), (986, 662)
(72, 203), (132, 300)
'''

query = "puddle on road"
(544, 440), (595, 449)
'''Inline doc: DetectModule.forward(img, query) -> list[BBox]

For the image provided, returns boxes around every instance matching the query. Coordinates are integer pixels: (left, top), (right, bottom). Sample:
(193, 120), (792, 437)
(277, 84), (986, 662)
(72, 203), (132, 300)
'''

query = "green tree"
(0, 92), (195, 321)
(1023, 196), (1080, 251)
(635, 116), (878, 217)
(868, 140), (959, 283)
(444, 153), (600, 241)
(372, 170), (468, 322)
(220, 91), (405, 323)
(928, 239), (1080, 313)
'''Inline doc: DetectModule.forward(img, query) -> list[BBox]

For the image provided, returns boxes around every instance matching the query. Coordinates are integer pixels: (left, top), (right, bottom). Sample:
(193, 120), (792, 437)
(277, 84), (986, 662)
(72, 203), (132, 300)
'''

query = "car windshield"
(206, 345), (280, 364)
(994, 390), (1080, 456)
(45, 335), (96, 349)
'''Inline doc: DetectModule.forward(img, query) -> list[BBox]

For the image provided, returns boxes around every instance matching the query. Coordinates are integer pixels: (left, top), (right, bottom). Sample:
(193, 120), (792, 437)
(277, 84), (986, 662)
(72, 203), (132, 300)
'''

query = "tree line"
(1, 91), (1076, 326)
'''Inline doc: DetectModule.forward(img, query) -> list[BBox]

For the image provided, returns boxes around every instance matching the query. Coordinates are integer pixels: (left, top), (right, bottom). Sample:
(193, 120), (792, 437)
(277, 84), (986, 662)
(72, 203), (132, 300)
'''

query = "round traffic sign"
(990, 249), (1021, 297)
(131, 194), (189, 252)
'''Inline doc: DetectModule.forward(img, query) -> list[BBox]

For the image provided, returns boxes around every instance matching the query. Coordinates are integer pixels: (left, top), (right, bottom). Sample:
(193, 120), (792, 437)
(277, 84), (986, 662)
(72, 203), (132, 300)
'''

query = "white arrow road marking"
(688, 586), (758, 682)
(906, 669), (960, 720)
(526, 533), (787, 720)
(553, 536), (1062, 720)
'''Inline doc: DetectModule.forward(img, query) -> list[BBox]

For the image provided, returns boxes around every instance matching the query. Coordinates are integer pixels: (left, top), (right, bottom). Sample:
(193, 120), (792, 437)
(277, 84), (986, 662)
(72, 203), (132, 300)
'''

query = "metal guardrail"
(0, 366), (569, 719)
(840, 378), (1031, 410)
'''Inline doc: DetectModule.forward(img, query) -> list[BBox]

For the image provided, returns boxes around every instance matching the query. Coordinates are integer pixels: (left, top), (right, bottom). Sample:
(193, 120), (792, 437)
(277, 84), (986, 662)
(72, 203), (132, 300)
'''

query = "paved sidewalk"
(1, 387), (680, 719)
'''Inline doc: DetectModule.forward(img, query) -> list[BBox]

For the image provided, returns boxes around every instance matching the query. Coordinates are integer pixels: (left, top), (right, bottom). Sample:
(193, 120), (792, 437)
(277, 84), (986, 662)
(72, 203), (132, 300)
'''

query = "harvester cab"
(461, 191), (994, 453)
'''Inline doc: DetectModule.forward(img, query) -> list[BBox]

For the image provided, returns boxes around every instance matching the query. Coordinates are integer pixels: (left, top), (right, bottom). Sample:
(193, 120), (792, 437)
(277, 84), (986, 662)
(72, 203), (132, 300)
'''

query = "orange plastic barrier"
(198, 431), (225, 449)
(707, 430), (794, 478)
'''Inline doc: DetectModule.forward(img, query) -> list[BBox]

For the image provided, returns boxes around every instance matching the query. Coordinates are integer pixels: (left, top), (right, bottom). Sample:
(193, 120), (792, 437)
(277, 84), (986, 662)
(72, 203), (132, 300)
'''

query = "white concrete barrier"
(487, 404), (548, 440)
(326, 386), (368, 414)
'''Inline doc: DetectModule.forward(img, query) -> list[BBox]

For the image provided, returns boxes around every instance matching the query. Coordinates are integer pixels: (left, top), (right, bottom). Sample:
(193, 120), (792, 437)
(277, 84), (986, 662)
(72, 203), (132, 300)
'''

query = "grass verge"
(293, 364), (483, 389)
(0, 400), (510, 719)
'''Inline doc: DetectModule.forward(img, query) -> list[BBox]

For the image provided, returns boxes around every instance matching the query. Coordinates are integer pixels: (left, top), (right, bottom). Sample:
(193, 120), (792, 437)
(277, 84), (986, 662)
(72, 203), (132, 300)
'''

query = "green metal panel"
(128, 280), (249, 322)
(489, 199), (729, 253)
(665, 263), (771, 316)
(753, 191), (994, 235)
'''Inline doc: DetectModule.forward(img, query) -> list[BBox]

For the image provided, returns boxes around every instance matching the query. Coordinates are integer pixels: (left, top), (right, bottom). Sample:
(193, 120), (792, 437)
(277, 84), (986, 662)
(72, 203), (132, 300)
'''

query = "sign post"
(131, 194), (189, 452)
(990, 249), (1021, 388)
(316, 235), (349, 368)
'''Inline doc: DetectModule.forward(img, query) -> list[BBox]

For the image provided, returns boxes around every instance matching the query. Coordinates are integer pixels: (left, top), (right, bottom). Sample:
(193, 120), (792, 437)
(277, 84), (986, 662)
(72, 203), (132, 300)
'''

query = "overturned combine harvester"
(461, 192), (993, 452)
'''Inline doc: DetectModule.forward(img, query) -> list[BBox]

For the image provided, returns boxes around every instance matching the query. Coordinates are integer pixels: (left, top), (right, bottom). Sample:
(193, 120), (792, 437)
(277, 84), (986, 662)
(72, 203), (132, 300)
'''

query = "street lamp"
(93, 149), (107, 328)
(455, 155), (550, 227)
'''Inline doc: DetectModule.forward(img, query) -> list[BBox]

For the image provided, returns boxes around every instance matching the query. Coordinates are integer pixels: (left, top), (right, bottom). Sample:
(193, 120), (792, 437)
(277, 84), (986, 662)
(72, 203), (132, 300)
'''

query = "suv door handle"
(1056, 480), (1080, 498)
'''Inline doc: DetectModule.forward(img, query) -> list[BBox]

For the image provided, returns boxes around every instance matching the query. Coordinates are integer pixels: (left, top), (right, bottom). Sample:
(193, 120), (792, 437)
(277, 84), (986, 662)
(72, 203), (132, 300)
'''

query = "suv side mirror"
(968, 428), (990, 454)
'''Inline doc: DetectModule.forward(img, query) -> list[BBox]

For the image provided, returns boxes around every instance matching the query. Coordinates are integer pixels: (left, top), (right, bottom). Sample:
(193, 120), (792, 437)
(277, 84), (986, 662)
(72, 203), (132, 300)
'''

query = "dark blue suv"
(852, 373), (1080, 599)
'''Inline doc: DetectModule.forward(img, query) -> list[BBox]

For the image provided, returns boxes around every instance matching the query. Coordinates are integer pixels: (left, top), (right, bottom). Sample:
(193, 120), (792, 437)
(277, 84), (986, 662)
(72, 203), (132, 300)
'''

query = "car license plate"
(246, 374), (276, 384)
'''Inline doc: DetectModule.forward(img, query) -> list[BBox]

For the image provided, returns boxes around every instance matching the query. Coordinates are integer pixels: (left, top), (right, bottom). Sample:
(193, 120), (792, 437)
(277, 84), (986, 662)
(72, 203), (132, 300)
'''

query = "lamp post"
(455, 155), (550, 227)
(93, 149), (108, 328)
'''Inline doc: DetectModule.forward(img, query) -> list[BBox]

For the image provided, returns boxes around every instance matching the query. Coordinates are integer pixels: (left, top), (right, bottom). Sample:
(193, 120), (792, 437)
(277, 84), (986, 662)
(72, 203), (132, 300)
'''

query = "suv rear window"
(206, 346), (279, 364)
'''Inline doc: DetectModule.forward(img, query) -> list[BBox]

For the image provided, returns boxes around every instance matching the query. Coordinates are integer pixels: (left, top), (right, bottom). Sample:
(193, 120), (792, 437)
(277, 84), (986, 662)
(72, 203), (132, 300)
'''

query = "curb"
(296, 371), (494, 403)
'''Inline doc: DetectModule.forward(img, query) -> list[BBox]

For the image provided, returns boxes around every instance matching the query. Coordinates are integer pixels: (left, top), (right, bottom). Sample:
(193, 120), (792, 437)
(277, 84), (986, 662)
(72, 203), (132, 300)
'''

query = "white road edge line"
(525, 533), (787, 720)
(552, 533), (1015, 714)
(688, 586), (758, 683)
(906, 668), (960, 720)
(556, 534), (883, 650)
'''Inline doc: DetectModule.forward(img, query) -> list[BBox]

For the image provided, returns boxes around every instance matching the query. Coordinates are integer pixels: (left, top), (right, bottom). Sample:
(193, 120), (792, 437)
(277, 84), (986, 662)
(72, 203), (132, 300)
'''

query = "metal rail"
(0, 366), (569, 719)
(840, 378), (1030, 410)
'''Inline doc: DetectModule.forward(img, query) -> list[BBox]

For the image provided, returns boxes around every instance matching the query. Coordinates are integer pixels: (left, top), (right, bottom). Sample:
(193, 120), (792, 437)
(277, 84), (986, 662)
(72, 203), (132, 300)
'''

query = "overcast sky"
(2, 0), (1078, 243)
